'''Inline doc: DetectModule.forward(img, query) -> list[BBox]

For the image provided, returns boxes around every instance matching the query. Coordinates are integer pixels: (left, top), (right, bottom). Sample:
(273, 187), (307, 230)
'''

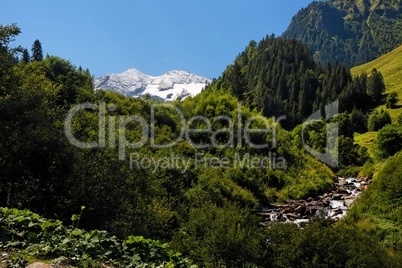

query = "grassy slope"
(348, 45), (402, 259)
(351, 43), (402, 120)
(351, 43), (402, 93)
(351, 44), (402, 152)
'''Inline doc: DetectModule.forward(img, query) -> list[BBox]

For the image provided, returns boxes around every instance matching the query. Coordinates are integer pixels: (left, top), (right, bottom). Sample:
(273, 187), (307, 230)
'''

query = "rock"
(271, 203), (286, 208)
(322, 193), (330, 198)
(295, 205), (305, 214)
(337, 187), (349, 194)
(338, 177), (346, 186)
(257, 177), (369, 225)
(285, 213), (299, 220)
(281, 207), (293, 214)
(333, 194), (344, 200)
(26, 263), (54, 268)
(304, 207), (314, 215)
(332, 208), (343, 217)
(315, 209), (324, 216)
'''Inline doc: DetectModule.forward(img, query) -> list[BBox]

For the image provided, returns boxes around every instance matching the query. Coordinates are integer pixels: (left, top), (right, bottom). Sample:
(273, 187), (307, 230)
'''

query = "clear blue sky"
(1, 0), (313, 79)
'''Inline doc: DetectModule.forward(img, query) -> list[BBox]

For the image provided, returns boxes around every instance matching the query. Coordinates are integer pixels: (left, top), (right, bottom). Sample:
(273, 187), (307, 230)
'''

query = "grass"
(354, 131), (377, 158)
(351, 45), (402, 93)
(351, 44), (402, 122)
(345, 151), (402, 253)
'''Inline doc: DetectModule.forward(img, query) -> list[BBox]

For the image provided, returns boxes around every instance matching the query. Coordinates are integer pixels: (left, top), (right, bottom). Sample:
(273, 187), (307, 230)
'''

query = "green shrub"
(0, 208), (195, 267)
(386, 92), (398, 109)
(172, 202), (265, 267)
(374, 124), (402, 160)
(264, 220), (393, 268)
(346, 151), (402, 252)
(368, 109), (391, 131)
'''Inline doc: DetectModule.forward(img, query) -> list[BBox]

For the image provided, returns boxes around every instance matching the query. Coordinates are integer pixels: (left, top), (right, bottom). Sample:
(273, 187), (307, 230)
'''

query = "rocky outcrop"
(258, 177), (371, 225)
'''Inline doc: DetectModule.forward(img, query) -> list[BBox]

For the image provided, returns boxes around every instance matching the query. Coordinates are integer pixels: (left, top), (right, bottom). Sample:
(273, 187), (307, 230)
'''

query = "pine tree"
(22, 49), (30, 63)
(228, 62), (247, 100)
(367, 68), (386, 104)
(31, 39), (43, 61)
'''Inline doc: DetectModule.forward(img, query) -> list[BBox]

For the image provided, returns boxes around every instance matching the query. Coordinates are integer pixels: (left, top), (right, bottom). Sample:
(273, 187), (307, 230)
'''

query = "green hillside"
(351, 44), (402, 95)
(351, 44), (402, 155)
(2, 16), (402, 267)
(283, 0), (402, 67)
(355, 44), (402, 121)
(347, 45), (402, 261)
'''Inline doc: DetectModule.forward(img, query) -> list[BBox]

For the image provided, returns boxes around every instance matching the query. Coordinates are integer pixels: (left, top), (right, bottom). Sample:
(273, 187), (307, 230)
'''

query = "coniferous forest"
(1, 2), (402, 266)
(283, 0), (402, 67)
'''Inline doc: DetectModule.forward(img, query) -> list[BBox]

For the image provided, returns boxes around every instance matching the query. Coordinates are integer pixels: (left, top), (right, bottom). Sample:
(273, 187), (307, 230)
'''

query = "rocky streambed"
(258, 177), (371, 225)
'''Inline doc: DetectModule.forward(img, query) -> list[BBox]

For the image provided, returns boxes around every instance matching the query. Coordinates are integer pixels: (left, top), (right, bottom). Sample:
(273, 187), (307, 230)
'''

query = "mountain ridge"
(94, 68), (211, 101)
(282, 0), (402, 67)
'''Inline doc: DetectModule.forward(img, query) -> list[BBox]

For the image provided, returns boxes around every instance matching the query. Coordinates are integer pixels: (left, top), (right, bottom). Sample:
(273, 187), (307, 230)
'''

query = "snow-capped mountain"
(94, 68), (211, 101)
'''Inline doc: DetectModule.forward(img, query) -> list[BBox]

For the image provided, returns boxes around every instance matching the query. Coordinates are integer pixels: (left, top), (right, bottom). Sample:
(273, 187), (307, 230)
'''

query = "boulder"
(338, 177), (346, 186)
(295, 205), (306, 214)
(26, 263), (55, 268)
(332, 194), (344, 200)
(331, 208), (343, 217)
(281, 207), (294, 214)
(337, 187), (349, 194)
(285, 213), (299, 220)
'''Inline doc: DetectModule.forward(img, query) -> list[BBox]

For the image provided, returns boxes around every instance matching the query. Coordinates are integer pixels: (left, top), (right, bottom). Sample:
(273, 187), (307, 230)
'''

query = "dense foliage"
(368, 109), (391, 131)
(210, 36), (383, 128)
(0, 207), (195, 267)
(283, 0), (402, 67)
(0, 24), (344, 267)
(1, 22), (401, 267)
(2, 207), (400, 268)
(346, 151), (402, 255)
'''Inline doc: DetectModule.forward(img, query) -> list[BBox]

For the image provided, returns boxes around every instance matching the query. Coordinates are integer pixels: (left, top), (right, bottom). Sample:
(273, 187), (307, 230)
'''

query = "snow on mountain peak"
(94, 68), (211, 101)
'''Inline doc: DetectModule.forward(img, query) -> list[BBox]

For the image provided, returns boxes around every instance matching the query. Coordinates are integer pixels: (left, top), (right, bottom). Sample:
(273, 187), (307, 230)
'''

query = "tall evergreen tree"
(367, 68), (386, 104)
(31, 39), (43, 61)
(227, 62), (247, 100)
(22, 48), (30, 63)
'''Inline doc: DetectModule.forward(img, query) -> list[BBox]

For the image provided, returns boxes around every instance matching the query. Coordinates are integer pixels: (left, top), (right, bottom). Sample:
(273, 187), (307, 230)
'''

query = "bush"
(172, 202), (265, 267)
(0, 208), (195, 267)
(368, 109), (391, 131)
(386, 92), (398, 109)
(264, 219), (393, 268)
(376, 152), (402, 200)
(349, 108), (368, 133)
(375, 124), (402, 160)
(346, 151), (402, 252)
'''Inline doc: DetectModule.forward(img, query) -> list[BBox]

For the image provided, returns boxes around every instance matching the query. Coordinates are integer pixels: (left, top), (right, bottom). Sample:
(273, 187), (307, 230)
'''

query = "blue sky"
(1, 0), (313, 79)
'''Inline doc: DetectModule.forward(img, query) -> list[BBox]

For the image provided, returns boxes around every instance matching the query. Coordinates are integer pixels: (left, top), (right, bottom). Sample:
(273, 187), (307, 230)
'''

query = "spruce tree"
(31, 39), (43, 61)
(22, 49), (30, 63)
(367, 68), (385, 104)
